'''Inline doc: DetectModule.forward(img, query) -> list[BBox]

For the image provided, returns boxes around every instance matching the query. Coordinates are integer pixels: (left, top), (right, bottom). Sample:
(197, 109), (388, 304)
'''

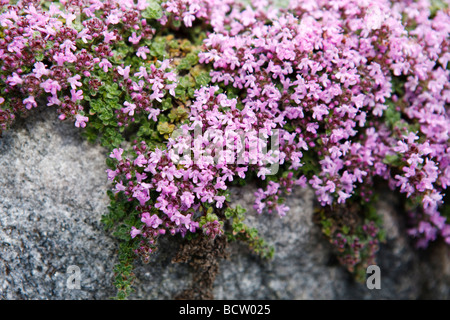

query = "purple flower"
(183, 12), (195, 27)
(106, 169), (118, 181)
(60, 39), (76, 53)
(133, 154), (147, 167)
(364, 5), (385, 31)
(180, 191), (195, 208)
(106, 11), (121, 25)
(276, 203), (289, 217)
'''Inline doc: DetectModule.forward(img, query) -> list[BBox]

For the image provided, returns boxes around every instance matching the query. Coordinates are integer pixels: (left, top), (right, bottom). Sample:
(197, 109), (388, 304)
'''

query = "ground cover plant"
(0, 0), (449, 299)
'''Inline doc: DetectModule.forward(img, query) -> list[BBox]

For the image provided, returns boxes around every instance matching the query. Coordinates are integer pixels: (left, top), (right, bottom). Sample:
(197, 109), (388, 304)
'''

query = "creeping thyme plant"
(1, 0), (449, 298)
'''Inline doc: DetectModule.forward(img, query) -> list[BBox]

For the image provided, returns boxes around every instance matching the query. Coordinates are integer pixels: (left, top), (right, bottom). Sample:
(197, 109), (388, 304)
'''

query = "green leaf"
(98, 108), (113, 122)
(179, 75), (194, 88)
(195, 72), (213, 87)
(105, 157), (116, 169)
(150, 41), (166, 60)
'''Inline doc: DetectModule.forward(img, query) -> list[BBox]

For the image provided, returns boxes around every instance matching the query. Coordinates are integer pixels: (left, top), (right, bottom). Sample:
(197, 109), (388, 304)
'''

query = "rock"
(0, 108), (448, 299)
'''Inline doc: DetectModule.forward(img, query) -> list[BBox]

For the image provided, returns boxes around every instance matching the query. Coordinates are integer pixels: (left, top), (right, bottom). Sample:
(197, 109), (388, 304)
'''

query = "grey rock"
(0, 108), (448, 300)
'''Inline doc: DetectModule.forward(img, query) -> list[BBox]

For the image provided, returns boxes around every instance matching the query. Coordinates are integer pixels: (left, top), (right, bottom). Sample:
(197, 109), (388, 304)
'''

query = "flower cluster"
(108, 85), (283, 254)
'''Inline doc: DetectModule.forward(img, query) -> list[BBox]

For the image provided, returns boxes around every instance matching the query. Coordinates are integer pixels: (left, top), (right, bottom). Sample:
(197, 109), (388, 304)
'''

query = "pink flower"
(135, 66), (148, 79)
(133, 154), (147, 167)
(276, 203), (289, 217)
(6, 73), (23, 86)
(337, 191), (352, 204)
(147, 108), (161, 121)
(122, 101), (136, 116)
(53, 52), (68, 66)
(70, 89), (83, 102)
(40, 79), (61, 95)
(183, 12), (195, 27)
(60, 39), (76, 53)
(32, 62), (50, 79)
(423, 192), (442, 212)
(136, 46), (150, 60)
(351, 94), (365, 109)
(106, 11), (121, 25)
(128, 32), (141, 45)
(102, 30), (116, 43)
(77, 28), (92, 43)
(114, 182), (126, 193)
(110, 148), (124, 161)
(106, 169), (118, 181)
(181, 191), (195, 208)
(365, 5), (385, 31)
(312, 104), (328, 120)
(141, 212), (163, 229)
(214, 195), (226, 208)
(68, 75), (82, 89)
(47, 95), (61, 106)
(62, 12), (77, 26)
(117, 66), (131, 79)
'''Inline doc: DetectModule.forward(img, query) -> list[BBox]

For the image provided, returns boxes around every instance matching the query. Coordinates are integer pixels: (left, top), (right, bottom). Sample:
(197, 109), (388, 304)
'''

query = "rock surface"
(0, 108), (448, 300)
